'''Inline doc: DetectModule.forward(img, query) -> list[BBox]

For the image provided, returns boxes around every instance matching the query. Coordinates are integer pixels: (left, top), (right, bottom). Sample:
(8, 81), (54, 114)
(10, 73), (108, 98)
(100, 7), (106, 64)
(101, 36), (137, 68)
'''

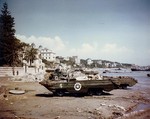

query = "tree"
(0, 2), (20, 66)
(23, 43), (38, 66)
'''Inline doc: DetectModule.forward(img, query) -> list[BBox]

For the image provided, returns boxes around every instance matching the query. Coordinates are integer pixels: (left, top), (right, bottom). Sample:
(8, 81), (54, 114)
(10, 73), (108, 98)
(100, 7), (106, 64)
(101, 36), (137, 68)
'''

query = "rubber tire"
(120, 84), (127, 89)
(55, 90), (64, 96)
(96, 90), (103, 96)
(74, 82), (82, 91)
(121, 85), (127, 89)
(87, 89), (94, 96)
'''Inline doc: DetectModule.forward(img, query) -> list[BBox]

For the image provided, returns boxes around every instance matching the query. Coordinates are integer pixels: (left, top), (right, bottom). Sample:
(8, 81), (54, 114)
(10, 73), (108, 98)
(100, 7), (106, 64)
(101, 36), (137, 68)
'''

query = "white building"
(40, 48), (56, 62)
(64, 57), (70, 61)
(97, 60), (102, 65)
(72, 56), (80, 65)
(86, 58), (93, 65)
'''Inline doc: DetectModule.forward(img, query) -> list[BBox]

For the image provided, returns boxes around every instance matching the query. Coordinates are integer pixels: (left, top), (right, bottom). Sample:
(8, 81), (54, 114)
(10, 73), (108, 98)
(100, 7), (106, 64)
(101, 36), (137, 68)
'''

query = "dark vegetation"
(0, 2), (37, 67)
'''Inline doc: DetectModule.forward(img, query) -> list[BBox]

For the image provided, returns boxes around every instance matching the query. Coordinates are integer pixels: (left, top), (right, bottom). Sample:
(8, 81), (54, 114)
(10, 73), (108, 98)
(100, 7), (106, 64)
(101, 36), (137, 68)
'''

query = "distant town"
(23, 45), (150, 70)
(0, 2), (149, 73)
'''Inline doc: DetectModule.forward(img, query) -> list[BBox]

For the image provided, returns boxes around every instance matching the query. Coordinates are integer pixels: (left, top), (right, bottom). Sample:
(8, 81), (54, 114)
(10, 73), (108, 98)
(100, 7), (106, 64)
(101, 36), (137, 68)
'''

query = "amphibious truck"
(39, 69), (137, 96)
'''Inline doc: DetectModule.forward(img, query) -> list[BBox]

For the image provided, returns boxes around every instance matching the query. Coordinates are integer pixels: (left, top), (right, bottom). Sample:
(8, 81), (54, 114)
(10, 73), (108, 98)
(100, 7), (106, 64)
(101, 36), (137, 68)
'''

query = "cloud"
(16, 34), (66, 53)
(101, 43), (133, 54)
(16, 34), (137, 63)
(97, 43), (134, 63)
(16, 34), (99, 58)
(69, 43), (134, 63)
(70, 43), (97, 57)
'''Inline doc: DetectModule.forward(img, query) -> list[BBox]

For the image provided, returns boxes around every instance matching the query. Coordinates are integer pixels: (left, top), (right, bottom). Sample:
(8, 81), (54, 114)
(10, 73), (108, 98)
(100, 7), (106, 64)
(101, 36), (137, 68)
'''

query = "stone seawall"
(0, 67), (24, 77)
(0, 67), (45, 77)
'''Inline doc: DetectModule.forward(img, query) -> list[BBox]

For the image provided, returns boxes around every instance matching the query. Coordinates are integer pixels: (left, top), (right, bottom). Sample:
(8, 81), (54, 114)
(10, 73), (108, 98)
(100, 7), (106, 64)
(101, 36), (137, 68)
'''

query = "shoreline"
(0, 77), (150, 119)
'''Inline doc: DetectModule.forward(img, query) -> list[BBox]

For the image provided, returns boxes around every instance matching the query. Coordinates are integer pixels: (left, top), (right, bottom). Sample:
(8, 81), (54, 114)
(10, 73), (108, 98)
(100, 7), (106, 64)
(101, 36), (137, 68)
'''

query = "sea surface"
(99, 70), (150, 111)
(100, 71), (150, 92)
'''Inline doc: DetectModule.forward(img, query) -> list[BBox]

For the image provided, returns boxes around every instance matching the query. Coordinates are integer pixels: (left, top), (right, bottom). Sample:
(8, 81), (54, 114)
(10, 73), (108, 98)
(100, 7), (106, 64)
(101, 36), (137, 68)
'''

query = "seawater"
(99, 70), (150, 111)
(99, 71), (150, 91)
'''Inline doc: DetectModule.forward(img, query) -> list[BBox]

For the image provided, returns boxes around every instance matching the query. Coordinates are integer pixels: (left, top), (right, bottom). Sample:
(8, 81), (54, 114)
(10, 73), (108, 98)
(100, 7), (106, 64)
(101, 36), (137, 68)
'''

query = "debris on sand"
(55, 116), (60, 119)
(9, 89), (25, 95)
(108, 104), (126, 111)
(117, 109), (150, 119)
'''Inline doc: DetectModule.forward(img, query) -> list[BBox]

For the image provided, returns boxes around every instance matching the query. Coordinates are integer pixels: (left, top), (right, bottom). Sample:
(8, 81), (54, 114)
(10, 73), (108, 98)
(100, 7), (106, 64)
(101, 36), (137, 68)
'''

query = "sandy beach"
(0, 77), (150, 119)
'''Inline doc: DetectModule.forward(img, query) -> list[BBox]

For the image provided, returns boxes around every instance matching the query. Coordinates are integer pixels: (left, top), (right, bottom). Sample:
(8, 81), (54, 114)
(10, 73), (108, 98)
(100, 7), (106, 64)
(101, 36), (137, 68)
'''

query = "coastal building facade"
(86, 58), (93, 65)
(40, 48), (56, 62)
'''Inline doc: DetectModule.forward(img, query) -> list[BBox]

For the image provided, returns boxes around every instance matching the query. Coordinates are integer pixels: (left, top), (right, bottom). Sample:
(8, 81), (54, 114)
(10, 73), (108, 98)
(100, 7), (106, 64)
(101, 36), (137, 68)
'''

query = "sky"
(0, 0), (150, 66)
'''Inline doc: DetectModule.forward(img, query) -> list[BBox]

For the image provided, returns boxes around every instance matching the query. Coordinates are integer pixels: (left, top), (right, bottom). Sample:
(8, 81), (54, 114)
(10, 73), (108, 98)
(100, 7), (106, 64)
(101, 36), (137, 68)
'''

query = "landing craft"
(39, 69), (137, 96)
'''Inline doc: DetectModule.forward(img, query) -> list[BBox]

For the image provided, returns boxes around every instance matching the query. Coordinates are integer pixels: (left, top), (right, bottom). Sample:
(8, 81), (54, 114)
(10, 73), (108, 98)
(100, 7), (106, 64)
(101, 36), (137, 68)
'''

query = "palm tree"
(24, 43), (38, 66)
(38, 45), (42, 49)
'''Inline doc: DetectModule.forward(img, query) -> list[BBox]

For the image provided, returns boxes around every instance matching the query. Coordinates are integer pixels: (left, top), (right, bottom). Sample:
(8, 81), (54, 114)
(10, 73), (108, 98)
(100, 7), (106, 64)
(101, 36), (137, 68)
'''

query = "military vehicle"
(39, 69), (137, 96)
(103, 76), (137, 89)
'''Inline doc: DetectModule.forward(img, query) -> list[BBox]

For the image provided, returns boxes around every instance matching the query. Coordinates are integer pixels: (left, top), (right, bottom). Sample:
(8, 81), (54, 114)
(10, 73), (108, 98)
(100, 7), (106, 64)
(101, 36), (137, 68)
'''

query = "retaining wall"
(0, 67), (45, 77)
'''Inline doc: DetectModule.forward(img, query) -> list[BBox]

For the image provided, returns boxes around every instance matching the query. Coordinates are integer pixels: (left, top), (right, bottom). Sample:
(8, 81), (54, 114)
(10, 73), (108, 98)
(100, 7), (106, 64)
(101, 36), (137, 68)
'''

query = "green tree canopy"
(0, 2), (21, 66)
(23, 43), (38, 66)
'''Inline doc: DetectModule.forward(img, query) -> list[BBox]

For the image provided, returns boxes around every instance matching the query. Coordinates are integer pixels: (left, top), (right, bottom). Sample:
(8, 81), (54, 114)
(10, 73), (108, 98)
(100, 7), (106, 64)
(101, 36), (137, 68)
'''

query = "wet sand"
(0, 77), (150, 119)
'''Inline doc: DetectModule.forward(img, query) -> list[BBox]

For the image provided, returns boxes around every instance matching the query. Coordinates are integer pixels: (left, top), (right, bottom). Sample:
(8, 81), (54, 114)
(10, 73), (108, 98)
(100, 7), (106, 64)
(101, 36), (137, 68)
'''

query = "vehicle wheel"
(55, 90), (64, 96)
(121, 85), (127, 89)
(96, 89), (103, 96)
(55, 76), (58, 80)
(120, 84), (127, 89)
(74, 82), (82, 91)
(87, 89), (94, 96)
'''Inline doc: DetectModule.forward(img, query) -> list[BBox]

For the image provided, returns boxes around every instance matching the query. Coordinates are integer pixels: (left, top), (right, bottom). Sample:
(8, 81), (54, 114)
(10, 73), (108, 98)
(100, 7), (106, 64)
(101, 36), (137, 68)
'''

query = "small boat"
(131, 68), (150, 71)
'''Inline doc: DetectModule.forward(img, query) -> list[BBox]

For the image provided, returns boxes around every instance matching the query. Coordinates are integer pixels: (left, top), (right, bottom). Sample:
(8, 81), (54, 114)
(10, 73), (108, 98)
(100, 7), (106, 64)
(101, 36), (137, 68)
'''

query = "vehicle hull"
(40, 73), (137, 96)
(39, 79), (114, 94)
